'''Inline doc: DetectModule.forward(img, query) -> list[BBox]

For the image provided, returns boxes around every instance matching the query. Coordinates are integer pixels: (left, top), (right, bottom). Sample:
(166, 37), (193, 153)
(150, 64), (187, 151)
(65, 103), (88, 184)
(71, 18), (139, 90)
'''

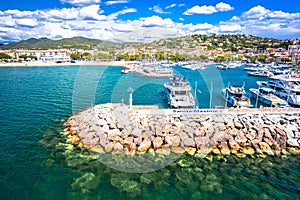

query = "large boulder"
(165, 135), (181, 147)
(113, 142), (124, 154)
(219, 142), (231, 155)
(246, 129), (256, 141)
(141, 130), (154, 139)
(99, 133), (108, 147)
(182, 138), (196, 147)
(234, 121), (243, 129)
(241, 146), (255, 155)
(185, 147), (196, 156)
(259, 142), (274, 155)
(137, 139), (152, 153)
(195, 136), (209, 149)
(104, 142), (114, 153)
(228, 138), (240, 153)
(235, 130), (247, 144)
(287, 138), (299, 147)
(152, 137), (164, 150)
(131, 128), (142, 137)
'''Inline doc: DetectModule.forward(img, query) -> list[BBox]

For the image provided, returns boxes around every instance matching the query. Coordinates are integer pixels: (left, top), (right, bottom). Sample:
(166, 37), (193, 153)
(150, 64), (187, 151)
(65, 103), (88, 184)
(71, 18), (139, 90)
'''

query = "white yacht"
(222, 85), (252, 108)
(248, 70), (274, 77)
(249, 87), (289, 108)
(121, 69), (129, 74)
(257, 74), (300, 106)
(164, 75), (195, 108)
(216, 64), (229, 70)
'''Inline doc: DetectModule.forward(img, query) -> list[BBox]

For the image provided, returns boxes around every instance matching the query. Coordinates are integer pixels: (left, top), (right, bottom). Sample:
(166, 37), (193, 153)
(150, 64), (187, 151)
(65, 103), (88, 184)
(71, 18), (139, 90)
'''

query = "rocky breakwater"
(64, 103), (300, 160)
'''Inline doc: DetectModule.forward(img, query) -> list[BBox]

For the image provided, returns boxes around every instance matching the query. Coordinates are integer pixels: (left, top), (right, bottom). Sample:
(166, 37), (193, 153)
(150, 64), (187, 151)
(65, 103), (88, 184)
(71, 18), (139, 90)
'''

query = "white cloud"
(149, 6), (170, 14)
(105, 0), (128, 5)
(108, 8), (136, 19)
(166, 4), (176, 9)
(181, 23), (215, 33)
(79, 5), (105, 20)
(183, 2), (233, 15)
(112, 23), (134, 32)
(0, 4), (299, 43)
(219, 24), (241, 32)
(16, 18), (39, 27)
(139, 16), (175, 28)
(230, 16), (240, 21)
(215, 2), (234, 12)
(184, 5), (216, 15)
(193, 23), (214, 30)
(0, 16), (15, 27)
(60, 0), (100, 6)
(48, 8), (79, 20)
(242, 5), (270, 19)
(46, 5), (105, 21)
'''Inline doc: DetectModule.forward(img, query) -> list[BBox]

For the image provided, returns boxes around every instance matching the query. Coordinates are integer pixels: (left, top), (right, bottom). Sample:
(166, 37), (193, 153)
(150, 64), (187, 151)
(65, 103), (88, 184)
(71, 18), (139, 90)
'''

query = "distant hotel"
(15, 49), (70, 62)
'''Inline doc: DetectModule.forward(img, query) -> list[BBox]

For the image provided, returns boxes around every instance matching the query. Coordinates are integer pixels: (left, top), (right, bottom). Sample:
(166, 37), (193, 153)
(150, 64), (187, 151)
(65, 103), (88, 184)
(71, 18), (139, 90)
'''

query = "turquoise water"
(0, 65), (299, 199)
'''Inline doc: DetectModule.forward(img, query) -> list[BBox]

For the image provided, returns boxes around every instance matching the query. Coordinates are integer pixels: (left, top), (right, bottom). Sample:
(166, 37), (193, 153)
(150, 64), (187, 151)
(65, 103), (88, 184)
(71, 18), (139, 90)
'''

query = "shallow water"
(0, 65), (299, 199)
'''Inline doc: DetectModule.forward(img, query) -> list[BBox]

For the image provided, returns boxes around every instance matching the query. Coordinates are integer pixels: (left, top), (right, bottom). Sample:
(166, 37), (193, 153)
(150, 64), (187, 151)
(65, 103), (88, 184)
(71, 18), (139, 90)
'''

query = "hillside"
(148, 34), (292, 51)
(0, 34), (297, 52)
(0, 36), (118, 50)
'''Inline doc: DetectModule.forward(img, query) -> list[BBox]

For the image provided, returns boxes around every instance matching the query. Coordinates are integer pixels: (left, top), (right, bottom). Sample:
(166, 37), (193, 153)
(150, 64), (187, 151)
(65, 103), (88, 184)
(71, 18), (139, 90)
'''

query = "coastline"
(0, 60), (129, 67)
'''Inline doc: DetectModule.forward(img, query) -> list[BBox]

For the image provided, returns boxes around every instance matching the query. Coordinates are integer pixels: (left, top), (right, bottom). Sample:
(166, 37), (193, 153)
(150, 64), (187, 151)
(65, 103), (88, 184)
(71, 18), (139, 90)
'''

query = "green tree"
(257, 55), (266, 63)
(0, 53), (12, 59)
(215, 56), (226, 62)
(70, 53), (81, 60)
(237, 55), (244, 61)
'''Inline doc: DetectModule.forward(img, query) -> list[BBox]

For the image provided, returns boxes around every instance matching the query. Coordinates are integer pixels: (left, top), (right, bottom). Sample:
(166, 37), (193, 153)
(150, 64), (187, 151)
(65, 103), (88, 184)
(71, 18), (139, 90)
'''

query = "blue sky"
(0, 0), (299, 43)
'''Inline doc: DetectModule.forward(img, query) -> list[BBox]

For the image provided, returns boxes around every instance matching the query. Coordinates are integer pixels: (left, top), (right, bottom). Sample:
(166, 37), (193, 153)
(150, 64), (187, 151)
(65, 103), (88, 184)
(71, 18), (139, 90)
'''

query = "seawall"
(63, 103), (300, 158)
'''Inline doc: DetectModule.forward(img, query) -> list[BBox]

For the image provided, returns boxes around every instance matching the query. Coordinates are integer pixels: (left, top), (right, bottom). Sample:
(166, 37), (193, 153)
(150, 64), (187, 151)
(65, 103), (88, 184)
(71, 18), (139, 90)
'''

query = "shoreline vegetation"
(63, 103), (300, 163)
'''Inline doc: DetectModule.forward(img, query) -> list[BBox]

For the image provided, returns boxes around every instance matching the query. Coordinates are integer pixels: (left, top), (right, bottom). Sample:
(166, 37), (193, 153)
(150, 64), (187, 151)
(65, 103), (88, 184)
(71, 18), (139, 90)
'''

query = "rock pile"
(64, 103), (300, 158)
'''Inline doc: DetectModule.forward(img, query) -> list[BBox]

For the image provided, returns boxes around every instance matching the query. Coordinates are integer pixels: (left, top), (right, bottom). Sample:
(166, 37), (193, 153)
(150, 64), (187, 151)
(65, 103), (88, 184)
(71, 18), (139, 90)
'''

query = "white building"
(15, 49), (71, 62)
(288, 45), (300, 64)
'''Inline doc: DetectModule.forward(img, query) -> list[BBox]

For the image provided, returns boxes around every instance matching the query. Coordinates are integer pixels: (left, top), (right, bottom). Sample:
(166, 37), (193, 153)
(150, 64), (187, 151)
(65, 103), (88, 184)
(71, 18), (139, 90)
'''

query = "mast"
(255, 88), (259, 108)
(225, 82), (230, 108)
(127, 87), (133, 110)
(194, 81), (197, 108)
(210, 81), (213, 108)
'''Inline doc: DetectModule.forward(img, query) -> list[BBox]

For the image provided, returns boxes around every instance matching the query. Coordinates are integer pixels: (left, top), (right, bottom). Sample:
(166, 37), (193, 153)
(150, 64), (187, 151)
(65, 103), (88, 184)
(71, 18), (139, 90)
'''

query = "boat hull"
(249, 89), (273, 106)
(222, 88), (252, 108)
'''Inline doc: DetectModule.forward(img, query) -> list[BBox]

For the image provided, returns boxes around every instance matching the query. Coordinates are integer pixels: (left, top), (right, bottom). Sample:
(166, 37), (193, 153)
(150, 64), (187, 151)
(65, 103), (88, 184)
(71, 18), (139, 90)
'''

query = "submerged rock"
(71, 172), (100, 193)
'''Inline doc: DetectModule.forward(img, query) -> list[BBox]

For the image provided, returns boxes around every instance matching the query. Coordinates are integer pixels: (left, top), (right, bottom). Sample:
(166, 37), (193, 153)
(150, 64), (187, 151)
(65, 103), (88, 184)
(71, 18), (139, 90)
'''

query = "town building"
(15, 49), (71, 62)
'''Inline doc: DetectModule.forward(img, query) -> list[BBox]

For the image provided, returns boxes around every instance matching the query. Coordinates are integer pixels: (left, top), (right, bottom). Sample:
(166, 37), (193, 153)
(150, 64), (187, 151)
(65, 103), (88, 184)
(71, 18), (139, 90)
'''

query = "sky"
(0, 0), (299, 43)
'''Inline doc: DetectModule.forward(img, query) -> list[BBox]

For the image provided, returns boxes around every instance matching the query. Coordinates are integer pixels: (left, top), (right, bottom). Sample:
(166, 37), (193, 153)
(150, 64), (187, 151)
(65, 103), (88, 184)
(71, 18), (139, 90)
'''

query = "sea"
(0, 64), (299, 199)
